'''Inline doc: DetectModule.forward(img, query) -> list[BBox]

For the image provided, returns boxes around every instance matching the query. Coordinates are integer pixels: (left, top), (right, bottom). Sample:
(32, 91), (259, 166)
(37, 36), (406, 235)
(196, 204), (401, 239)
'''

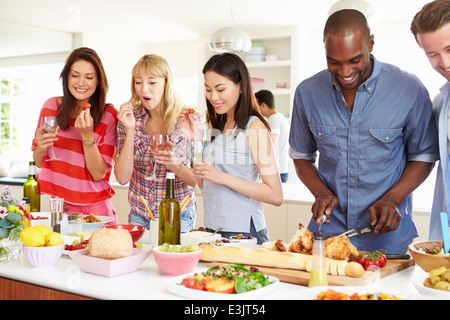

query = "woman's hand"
(152, 141), (179, 171)
(35, 126), (58, 153)
(74, 108), (94, 140)
(178, 110), (202, 140)
(193, 162), (222, 184)
(74, 107), (108, 181)
(118, 103), (136, 132)
(34, 126), (58, 166)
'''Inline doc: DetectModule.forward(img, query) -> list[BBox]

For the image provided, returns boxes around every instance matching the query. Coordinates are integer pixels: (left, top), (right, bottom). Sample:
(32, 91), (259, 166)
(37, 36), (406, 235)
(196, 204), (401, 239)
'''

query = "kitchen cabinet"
(0, 277), (93, 300)
(201, 27), (299, 120)
(241, 27), (299, 120)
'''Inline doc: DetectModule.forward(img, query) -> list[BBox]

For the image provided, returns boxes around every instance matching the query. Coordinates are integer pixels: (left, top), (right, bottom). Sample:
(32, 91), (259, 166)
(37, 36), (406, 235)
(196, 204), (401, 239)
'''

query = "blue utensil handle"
(440, 212), (450, 253)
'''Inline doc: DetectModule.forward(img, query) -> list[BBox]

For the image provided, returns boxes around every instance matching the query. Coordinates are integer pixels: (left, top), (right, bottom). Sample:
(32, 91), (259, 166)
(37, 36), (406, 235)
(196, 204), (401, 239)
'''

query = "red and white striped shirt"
(31, 97), (118, 205)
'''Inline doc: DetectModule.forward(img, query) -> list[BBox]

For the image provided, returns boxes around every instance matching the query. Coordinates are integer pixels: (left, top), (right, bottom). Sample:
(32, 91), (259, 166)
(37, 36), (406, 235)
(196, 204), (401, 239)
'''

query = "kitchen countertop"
(0, 236), (434, 301)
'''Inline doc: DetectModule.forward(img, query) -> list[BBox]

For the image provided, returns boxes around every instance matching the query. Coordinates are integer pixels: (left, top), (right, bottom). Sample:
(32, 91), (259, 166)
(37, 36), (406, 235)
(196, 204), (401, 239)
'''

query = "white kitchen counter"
(0, 245), (433, 301)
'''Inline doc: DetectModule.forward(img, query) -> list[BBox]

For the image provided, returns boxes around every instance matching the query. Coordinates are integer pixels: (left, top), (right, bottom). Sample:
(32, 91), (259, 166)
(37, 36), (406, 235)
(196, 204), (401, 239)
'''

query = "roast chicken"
(262, 223), (359, 261)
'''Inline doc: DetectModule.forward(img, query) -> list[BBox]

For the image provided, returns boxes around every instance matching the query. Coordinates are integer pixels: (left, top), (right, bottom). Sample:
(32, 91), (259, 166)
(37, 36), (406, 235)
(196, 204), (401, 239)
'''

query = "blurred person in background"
(255, 89), (290, 183)
(411, 0), (450, 241)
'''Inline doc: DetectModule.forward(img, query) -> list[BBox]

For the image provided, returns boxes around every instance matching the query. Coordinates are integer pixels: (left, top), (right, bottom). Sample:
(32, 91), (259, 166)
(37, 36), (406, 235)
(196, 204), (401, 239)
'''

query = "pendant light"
(209, 27), (252, 53)
(328, 0), (374, 20)
(209, 1), (252, 53)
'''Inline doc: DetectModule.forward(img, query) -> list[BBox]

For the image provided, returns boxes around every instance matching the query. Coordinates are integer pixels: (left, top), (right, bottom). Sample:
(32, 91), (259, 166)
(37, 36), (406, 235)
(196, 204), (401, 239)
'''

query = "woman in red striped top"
(32, 47), (118, 224)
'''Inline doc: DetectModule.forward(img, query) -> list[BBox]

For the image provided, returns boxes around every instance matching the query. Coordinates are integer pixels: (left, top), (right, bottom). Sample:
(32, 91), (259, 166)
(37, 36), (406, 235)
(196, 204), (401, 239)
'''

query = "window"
(0, 64), (63, 160)
(0, 78), (23, 154)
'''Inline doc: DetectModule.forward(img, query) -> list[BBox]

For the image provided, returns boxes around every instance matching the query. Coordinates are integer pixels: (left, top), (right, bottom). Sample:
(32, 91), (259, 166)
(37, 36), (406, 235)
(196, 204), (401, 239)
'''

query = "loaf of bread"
(88, 228), (133, 259)
(345, 262), (366, 278)
(199, 244), (361, 277)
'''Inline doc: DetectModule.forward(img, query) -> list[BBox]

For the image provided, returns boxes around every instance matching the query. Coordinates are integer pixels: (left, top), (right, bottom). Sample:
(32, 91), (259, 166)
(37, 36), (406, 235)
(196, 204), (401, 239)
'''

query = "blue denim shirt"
(430, 82), (450, 241)
(289, 56), (438, 254)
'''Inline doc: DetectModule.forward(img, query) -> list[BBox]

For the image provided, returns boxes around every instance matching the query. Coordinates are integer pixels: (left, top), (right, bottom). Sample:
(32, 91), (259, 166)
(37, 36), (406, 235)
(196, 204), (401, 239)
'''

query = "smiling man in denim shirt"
(411, 0), (450, 242)
(289, 9), (438, 254)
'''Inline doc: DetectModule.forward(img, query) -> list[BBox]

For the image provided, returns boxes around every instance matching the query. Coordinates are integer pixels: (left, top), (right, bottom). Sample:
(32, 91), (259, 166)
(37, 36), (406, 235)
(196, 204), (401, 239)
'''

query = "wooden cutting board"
(209, 258), (415, 286)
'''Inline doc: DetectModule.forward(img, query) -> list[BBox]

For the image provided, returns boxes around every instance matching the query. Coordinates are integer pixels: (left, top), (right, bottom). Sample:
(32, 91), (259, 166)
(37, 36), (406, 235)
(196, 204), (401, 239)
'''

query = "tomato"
(356, 250), (387, 270)
(188, 108), (195, 114)
(83, 102), (91, 109)
(64, 239), (89, 251)
(183, 278), (206, 291)
(182, 275), (212, 291)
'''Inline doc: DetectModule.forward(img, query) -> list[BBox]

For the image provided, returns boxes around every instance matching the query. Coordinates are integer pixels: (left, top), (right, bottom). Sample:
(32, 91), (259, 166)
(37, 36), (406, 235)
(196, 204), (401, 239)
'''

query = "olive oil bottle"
(158, 172), (181, 245)
(23, 161), (40, 212)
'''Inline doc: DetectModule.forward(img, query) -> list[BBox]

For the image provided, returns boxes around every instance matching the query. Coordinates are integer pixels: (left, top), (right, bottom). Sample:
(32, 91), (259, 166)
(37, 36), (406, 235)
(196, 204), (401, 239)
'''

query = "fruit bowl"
(22, 244), (64, 267)
(408, 240), (450, 272)
(152, 245), (201, 276)
(103, 224), (145, 242)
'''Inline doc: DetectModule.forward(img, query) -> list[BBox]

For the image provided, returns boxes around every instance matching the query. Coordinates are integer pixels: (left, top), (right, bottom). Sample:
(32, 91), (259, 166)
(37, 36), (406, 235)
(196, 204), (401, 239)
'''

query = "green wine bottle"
(23, 161), (40, 212)
(158, 172), (180, 245)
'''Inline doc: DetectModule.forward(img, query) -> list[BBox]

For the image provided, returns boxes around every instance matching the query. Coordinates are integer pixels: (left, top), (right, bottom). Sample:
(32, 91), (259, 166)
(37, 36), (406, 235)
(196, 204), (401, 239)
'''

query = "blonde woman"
(115, 54), (205, 232)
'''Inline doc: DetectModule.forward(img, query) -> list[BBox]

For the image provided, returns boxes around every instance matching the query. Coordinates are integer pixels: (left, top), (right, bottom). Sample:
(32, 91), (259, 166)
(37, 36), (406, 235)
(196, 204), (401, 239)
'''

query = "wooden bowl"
(408, 240), (450, 272)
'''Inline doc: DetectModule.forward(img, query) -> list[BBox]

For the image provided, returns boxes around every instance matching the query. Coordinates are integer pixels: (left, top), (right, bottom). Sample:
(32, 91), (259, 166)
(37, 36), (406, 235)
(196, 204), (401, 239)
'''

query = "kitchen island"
(0, 246), (432, 301)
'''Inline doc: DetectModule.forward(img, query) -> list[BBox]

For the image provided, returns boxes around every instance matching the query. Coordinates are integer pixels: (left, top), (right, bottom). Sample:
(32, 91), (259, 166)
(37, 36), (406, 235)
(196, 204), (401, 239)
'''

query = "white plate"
(280, 286), (420, 300)
(82, 215), (115, 231)
(167, 269), (279, 300)
(411, 272), (450, 300)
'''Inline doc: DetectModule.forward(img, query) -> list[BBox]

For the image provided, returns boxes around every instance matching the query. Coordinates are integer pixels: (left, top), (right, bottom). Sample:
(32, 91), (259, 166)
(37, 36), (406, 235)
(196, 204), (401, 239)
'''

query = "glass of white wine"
(146, 133), (172, 182)
(41, 116), (60, 161)
(190, 140), (207, 193)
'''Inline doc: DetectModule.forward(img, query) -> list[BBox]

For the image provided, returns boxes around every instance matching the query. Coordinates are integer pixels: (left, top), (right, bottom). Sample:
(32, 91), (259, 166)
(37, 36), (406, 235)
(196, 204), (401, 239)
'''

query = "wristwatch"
(83, 140), (96, 148)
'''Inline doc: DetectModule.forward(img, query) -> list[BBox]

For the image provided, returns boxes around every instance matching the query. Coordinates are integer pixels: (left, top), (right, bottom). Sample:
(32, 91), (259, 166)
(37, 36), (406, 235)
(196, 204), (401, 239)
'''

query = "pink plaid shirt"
(116, 108), (205, 219)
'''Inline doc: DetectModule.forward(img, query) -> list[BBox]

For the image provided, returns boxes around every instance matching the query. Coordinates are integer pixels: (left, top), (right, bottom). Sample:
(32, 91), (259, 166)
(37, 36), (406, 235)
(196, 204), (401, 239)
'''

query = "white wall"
(81, 33), (148, 108)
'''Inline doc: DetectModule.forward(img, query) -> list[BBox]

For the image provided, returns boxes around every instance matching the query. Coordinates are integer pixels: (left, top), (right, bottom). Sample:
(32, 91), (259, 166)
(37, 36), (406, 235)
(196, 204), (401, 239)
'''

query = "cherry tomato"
(188, 108), (195, 114)
(182, 275), (212, 291)
(83, 102), (91, 109)
(355, 249), (387, 270)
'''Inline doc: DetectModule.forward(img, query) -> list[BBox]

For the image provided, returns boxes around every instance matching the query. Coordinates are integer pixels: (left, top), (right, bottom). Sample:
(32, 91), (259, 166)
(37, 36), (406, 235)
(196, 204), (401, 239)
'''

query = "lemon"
(45, 232), (64, 246)
(33, 225), (52, 237)
(20, 227), (45, 247)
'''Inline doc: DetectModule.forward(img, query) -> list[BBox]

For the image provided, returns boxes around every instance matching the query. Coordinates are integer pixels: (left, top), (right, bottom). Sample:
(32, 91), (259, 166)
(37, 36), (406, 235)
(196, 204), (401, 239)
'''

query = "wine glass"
(190, 140), (207, 192)
(146, 134), (172, 182)
(41, 116), (60, 161)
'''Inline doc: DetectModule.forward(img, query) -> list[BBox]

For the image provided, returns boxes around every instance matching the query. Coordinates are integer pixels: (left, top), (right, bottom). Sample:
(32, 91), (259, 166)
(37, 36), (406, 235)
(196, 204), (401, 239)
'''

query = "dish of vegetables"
(167, 263), (279, 300)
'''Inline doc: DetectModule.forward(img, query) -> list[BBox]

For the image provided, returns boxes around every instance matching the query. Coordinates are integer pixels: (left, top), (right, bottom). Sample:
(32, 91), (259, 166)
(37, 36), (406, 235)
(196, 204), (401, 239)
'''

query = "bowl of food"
(22, 244), (64, 267)
(103, 224), (146, 242)
(408, 240), (450, 272)
(82, 214), (115, 231)
(152, 244), (201, 276)
(411, 267), (450, 299)
(229, 234), (258, 248)
(181, 231), (221, 246)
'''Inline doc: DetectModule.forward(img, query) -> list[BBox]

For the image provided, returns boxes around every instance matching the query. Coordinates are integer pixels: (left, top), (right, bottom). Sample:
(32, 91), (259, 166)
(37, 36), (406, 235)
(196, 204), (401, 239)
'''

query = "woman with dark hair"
(32, 47), (118, 223)
(192, 53), (283, 244)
